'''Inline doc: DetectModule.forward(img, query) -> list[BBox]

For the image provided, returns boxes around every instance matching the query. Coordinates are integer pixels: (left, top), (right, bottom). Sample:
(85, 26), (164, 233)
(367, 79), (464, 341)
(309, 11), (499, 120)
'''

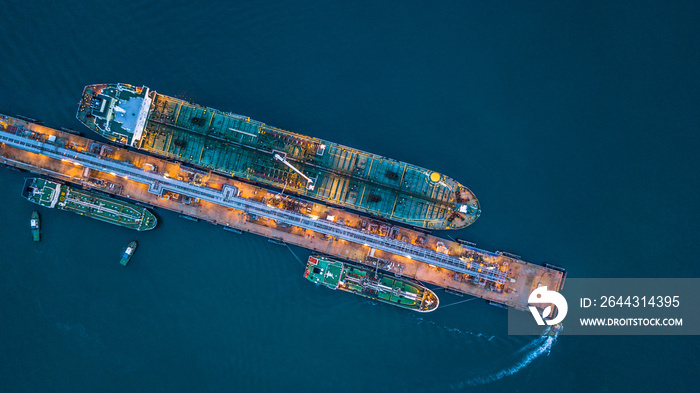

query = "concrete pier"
(1, 114), (564, 310)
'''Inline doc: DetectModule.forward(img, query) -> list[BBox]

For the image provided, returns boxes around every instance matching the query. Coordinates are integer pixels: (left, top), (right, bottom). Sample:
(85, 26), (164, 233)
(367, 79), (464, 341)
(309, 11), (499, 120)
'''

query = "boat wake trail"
(453, 326), (561, 388)
(515, 332), (550, 355)
(410, 314), (496, 341)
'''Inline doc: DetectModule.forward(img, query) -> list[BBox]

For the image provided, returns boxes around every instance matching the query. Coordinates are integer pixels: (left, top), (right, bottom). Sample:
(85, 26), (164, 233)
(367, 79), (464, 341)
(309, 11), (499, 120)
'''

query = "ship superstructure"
(77, 84), (480, 230)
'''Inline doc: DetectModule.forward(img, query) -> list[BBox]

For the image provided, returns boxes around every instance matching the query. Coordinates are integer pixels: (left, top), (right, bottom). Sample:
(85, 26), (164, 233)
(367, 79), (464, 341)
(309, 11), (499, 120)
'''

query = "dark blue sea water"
(1, 1), (698, 391)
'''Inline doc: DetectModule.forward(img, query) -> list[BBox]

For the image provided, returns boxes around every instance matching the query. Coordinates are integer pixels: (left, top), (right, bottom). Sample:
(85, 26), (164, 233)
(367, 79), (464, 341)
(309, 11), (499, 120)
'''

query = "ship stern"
(76, 83), (151, 146)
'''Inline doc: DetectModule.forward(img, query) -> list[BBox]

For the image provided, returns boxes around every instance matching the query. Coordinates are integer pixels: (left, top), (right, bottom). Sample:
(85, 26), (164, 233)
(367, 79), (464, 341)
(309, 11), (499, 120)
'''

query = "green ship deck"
(77, 84), (480, 230)
(22, 178), (157, 231)
(304, 255), (439, 312)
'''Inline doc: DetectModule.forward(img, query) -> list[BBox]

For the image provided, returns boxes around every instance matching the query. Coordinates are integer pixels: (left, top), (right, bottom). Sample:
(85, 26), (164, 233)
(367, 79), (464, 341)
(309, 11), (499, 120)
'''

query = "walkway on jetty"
(1, 114), (566, 310)
(1, 129), (507, 284)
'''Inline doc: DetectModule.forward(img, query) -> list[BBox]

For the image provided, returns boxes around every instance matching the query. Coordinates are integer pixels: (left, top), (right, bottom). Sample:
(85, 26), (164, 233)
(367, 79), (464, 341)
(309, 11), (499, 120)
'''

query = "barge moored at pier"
(305, 255), (439, 312)
(22, 177), (157, 231)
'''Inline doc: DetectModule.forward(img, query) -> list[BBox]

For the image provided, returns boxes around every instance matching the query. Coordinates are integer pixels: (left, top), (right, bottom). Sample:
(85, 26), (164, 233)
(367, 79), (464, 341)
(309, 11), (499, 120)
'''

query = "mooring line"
(285, 244), (304, 266)
(438, 297), (477, 310)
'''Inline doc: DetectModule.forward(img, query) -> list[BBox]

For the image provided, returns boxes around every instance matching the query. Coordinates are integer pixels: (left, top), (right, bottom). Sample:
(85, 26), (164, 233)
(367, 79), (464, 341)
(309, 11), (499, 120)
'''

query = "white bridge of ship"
(0, 130), (507, 284)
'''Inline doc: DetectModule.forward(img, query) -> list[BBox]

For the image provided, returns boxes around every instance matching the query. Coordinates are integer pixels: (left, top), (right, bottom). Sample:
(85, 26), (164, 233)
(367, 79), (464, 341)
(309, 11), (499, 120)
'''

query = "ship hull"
(304, 255), (439, 312)
(77, 83), (480, 230)
(22, 178), (157, 231)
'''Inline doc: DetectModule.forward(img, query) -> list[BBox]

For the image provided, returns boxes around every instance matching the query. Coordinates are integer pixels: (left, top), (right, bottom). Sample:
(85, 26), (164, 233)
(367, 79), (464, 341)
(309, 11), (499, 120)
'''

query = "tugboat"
(120, 241), (138, 266)
(30, 211), (40, 242)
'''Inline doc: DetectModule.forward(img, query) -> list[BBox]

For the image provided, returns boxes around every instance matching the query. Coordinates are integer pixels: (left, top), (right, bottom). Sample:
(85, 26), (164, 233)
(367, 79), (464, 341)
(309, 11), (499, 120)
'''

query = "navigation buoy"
(430, 172), (441, 182)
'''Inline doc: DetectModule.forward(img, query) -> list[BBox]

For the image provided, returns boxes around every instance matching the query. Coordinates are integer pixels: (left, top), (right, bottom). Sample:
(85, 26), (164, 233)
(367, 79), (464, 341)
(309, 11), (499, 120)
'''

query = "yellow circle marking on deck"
(430, 172), (441, 182)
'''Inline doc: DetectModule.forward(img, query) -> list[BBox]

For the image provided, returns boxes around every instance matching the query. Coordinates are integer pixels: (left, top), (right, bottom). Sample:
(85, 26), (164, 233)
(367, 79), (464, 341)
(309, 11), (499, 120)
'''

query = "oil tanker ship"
(22, 178), (157, 231)
(304, 255), (439, 312)
(76, 84), (480, 230)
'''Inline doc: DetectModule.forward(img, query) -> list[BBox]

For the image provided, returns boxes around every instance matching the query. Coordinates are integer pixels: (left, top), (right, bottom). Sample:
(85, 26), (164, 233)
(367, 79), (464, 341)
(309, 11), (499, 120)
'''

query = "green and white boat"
(30, 211), (40, 241)
(120, 241), (138, 266)
(304, 255), (439, 312)
(22, 178), (157, 231)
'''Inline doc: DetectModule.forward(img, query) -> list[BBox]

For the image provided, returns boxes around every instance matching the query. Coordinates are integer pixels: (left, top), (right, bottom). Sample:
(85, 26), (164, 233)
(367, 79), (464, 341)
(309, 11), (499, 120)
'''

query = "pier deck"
(0, 114), (563, 311)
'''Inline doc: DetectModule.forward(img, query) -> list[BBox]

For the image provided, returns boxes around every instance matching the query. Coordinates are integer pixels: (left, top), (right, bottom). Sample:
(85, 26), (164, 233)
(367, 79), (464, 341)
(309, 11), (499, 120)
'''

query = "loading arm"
(274, 154), (315, 190)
